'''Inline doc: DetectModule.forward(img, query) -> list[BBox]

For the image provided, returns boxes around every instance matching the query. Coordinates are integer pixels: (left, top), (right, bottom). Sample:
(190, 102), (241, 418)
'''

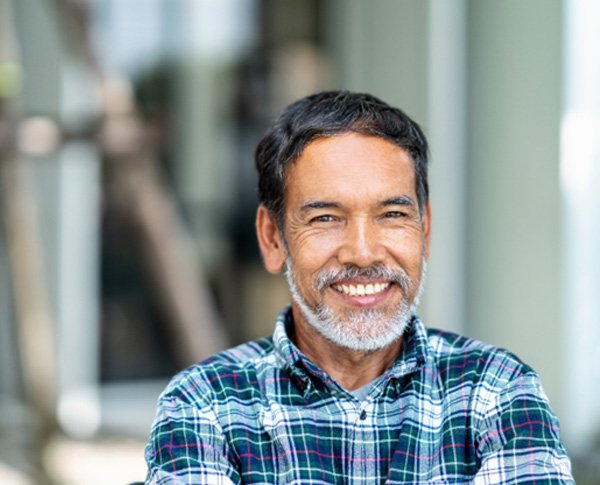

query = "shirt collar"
(272, 306), (305, 369)
(384, 314), (429, 379)
(272, 306), (429, 387)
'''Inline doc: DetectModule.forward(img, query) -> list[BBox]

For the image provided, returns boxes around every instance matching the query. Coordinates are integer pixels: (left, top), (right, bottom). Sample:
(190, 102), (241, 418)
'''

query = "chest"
(220, 390), (479, 484)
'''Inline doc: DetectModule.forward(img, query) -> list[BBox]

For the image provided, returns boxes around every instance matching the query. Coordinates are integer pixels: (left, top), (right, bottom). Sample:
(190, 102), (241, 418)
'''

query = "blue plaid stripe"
(145, 307), (573, 483)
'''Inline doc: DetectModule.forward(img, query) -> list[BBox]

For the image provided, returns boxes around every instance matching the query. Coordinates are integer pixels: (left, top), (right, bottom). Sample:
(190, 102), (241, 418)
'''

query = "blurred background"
(0, 0), (599, 483)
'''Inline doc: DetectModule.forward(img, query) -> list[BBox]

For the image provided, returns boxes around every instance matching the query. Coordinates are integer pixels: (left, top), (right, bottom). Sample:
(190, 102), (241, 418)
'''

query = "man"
(145, 91), (573, 483)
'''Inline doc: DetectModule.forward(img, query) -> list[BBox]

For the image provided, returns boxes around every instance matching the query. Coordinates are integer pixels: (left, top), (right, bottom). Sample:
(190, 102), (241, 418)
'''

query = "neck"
(290, 305), (403, 391)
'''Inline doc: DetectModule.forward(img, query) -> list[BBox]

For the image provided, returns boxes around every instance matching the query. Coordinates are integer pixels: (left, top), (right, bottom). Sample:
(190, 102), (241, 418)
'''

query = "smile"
(332, 282), (391, 297)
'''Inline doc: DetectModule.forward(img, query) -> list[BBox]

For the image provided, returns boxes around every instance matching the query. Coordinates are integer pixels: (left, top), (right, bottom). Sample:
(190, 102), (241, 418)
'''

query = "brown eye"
(311, 214), (336, 223)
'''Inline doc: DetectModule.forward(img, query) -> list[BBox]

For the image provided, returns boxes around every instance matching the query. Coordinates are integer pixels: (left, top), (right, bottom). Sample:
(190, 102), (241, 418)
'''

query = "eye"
(383, 211), (406, 218)
(310, 214), (336, 223)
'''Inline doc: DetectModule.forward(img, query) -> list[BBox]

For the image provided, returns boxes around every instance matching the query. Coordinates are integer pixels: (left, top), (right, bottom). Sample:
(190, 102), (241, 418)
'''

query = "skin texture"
(256, 133), (431, 390)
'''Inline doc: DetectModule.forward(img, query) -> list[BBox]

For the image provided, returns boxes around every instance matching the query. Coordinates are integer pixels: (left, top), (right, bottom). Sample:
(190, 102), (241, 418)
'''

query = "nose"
(337, 217), (385, 267)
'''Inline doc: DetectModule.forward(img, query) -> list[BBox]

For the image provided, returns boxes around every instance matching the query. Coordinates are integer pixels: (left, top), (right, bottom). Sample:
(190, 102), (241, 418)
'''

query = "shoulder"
(425, 327), (535, 391)
(159, 337), (276, 405)
(423, 327), (561, 442)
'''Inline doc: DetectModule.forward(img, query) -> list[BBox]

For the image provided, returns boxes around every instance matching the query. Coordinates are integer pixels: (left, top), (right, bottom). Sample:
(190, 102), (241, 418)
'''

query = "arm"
(145, 395), (239, 484)
(474, 373), (574, 484)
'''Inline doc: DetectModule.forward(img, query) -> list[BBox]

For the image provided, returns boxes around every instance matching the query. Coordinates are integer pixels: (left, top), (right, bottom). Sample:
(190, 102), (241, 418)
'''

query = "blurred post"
(0, 127), (58, 430)
(0, 1), (56, 482)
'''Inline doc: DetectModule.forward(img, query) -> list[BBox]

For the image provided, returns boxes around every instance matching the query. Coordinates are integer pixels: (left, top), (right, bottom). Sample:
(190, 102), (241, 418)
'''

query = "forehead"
(284, 133), (416, 202)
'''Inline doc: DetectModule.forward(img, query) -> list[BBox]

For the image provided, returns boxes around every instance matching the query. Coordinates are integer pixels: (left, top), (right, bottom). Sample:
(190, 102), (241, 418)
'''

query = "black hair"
(255, 90), (429, 226)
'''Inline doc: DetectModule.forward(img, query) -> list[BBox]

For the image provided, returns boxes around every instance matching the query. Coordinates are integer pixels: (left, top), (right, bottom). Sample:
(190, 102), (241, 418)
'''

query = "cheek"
(387, 239), (427, 274)
(289, 232), (340, 265)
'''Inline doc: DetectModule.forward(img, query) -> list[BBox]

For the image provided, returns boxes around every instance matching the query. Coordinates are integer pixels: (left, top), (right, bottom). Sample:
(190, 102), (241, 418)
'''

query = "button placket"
(353, 399), (375, 480)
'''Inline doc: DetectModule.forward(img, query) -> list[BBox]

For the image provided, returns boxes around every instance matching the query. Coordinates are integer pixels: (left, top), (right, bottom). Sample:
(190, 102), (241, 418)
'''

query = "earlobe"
(256, 205), (286, 274)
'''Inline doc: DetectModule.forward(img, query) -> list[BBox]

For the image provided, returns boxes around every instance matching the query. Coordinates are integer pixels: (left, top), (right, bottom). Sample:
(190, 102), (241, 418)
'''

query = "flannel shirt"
(145, 307), (573, 484)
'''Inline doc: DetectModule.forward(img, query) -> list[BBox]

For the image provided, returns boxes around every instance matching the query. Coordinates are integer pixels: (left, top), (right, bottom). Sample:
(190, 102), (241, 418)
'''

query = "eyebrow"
(299, 196), (416, 212)
(379, 196), (417, 208)
(299, 200), (341, 212)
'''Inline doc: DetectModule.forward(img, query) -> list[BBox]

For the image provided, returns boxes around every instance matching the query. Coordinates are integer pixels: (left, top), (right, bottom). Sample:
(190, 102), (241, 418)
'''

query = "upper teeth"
(334, 282), (390, 296)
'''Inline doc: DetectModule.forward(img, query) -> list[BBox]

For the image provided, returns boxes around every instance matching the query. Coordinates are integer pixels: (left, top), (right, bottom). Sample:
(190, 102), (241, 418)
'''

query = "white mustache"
(312, 264), (412, 293)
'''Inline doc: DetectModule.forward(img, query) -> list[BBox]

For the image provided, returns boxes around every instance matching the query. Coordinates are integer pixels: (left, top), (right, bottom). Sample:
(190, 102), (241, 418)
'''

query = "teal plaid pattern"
(145, 307), (573, 484)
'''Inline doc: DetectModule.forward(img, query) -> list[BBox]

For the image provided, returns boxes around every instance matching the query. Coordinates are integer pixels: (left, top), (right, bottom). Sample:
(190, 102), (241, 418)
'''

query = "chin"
(299, 299), (413, 353)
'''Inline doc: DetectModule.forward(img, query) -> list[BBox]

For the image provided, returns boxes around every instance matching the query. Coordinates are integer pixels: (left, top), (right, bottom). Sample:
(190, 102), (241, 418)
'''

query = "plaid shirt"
(145, 307), (573, 484)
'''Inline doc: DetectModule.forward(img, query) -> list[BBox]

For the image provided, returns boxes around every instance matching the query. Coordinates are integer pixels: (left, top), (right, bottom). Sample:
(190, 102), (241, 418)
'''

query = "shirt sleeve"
(145, 394), (240, 484)
(474, 372), (574, 484)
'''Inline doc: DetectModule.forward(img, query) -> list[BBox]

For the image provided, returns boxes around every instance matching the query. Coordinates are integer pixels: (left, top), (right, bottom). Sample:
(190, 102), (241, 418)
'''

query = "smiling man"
(145, 91), (573, 484)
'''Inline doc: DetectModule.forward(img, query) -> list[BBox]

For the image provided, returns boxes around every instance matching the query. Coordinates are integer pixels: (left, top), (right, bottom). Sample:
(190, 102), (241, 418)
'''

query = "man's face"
(270, 133), (430, 351)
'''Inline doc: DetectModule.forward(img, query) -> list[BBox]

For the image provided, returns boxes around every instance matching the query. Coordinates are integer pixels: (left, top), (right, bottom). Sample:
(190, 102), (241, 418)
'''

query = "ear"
(256, 204), (286, 273)
(422, 200), (432, 260)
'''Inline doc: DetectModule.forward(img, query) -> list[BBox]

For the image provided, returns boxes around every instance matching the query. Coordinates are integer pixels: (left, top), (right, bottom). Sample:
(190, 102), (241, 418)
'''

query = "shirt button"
(359, 410), (367, 420)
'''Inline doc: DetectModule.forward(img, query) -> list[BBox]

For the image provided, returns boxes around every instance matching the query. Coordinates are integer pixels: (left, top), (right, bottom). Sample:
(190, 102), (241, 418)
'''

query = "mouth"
(332, 281), (391, 297)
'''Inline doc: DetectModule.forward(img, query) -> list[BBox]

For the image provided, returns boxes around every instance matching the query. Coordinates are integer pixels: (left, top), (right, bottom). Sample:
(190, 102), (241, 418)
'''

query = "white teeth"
(334, 282), (390, 296)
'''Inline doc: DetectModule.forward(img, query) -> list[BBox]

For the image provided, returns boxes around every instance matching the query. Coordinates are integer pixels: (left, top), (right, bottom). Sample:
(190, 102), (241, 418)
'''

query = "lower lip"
(330, 284), (394, 307)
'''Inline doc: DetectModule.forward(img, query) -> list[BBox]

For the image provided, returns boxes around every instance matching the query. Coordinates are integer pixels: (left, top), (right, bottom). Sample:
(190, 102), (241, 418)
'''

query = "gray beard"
(285, 258), (427, 352)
